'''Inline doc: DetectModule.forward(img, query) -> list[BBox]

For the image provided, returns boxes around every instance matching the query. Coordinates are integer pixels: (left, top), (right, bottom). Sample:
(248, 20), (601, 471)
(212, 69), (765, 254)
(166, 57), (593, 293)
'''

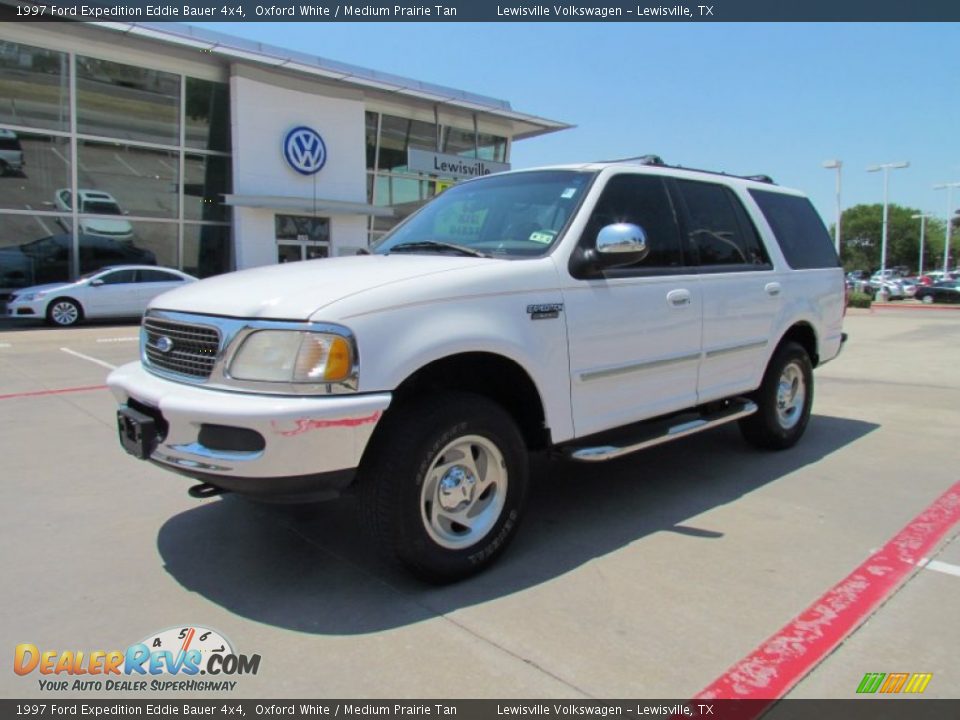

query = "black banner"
(2, 700), (960, 720)
(1, 0), (959, 21)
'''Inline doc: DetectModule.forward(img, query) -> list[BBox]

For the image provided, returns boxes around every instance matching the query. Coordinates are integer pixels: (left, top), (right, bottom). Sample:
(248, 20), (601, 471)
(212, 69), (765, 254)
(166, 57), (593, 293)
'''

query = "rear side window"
(674, 180), (770, 270)
(138, 269), (182, 283)
(749, 189), (840, 269)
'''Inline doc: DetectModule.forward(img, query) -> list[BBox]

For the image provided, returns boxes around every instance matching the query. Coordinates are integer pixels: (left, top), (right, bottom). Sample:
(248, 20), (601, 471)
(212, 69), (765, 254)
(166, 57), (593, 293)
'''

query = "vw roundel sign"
(283, 126), (327, 176)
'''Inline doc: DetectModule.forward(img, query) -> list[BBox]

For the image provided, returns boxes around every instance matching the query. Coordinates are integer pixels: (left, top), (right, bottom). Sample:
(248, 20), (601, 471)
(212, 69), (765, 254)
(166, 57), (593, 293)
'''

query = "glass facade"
(364, 110), (508, 243)
(0, 40), (232, 296)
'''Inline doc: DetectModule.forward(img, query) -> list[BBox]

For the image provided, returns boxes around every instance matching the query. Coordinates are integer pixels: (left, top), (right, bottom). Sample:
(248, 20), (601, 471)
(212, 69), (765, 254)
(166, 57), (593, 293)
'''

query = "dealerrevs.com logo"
(13, 626), (261, 692)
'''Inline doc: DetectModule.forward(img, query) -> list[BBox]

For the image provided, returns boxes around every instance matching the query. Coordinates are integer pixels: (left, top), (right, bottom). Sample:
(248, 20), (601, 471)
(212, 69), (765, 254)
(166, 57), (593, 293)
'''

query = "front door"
(562, 173), (702, 438)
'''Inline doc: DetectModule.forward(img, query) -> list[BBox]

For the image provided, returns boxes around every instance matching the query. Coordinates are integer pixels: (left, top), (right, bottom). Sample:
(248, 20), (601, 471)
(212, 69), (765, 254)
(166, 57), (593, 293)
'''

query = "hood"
(80, 218), (134, 237)
(149, 255), (500, 320)
(14, 281), (79, 296)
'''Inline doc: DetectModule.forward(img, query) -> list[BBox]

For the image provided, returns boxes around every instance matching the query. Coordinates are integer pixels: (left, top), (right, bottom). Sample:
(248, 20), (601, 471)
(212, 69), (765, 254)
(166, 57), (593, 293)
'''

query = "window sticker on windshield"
(561, 188), (578, 199)
(528, 230), (557, 244)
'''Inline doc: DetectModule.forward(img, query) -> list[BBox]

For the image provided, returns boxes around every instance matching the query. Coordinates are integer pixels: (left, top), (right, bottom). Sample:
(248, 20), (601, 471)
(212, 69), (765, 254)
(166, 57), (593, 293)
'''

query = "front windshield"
(373, 170), (595, 259)
(81, 200), (122, 215)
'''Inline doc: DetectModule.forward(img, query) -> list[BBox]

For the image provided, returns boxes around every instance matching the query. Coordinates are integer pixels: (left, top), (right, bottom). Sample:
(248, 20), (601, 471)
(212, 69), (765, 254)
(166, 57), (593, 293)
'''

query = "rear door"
(136, 269), (188, 313)
(671, 179), (780, 403)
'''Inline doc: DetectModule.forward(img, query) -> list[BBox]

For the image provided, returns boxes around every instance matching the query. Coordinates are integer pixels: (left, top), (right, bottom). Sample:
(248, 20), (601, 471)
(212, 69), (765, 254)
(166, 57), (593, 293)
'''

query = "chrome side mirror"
(596, 223), (649, 264)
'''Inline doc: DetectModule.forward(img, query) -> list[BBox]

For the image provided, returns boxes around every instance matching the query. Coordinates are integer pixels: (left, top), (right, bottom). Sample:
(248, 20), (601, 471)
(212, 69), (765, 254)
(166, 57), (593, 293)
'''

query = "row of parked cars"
(846, 269), (960, 304)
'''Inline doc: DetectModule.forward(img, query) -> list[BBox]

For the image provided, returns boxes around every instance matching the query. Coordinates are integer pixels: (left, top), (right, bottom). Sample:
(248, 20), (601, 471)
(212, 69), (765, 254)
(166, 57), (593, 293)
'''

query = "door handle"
(765, 282), (781, 297)
(666, 289), (691, 307)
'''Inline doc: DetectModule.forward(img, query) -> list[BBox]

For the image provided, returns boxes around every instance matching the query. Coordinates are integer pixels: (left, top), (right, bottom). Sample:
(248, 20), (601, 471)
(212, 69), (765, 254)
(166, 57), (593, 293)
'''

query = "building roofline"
(93, 22), (572, 138)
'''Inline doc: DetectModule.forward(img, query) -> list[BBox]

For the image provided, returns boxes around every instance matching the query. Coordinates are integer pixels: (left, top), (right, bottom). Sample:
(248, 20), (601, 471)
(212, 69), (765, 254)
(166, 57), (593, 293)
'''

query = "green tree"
(833, 204), (947, 274)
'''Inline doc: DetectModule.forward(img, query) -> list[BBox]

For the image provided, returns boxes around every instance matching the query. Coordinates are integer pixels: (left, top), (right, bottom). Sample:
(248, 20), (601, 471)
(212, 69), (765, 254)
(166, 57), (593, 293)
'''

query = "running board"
(566, 399), (758, 462)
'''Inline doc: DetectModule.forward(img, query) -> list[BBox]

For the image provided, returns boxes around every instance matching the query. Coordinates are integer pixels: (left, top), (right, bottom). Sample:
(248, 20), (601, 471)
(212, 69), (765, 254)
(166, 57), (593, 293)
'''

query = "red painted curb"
(691, 480), (960, 713)
(0, 384), (108, 401)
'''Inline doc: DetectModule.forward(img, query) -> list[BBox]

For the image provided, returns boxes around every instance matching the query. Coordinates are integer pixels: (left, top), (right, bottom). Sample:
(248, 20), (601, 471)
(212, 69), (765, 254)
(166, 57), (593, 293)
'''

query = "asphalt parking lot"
(1, 307), (958, 701)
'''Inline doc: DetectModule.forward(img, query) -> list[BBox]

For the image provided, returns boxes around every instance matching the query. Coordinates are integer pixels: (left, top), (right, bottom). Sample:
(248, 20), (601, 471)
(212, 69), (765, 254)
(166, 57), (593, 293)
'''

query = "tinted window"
(675, 180), (769, 268)
(749, 189), (840, 269)
(138, 269), (182, 283)
(580, 174), (685, 270)
(99, 269), (136, 284)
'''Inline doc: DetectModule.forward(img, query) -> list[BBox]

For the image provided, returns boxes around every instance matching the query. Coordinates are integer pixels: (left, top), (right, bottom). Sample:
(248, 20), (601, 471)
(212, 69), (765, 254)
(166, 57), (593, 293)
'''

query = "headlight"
(229, 330), (353, 384)
(19, 292), (45, 302)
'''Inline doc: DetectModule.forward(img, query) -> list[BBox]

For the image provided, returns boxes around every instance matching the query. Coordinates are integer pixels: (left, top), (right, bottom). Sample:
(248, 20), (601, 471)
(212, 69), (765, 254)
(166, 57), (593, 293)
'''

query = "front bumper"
(108, 362), (391, 494)
(5, 298), (43, 317)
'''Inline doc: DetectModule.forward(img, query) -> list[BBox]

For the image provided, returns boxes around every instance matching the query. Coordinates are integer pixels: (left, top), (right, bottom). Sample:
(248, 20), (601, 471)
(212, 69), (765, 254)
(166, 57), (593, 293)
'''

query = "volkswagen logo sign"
(155, 336), (174, 354)
(283, 126), (327, 176)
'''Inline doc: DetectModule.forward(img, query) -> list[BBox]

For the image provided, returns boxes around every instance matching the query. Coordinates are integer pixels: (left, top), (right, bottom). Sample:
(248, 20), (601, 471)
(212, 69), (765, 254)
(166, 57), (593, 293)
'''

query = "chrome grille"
(143, 317), (220, 379)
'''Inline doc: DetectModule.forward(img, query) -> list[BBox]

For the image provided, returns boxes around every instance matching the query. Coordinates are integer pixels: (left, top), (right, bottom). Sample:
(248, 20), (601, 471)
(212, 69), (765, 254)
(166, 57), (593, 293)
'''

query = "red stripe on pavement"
(693, 480), (960, 713)
(0, 384), (108, 400)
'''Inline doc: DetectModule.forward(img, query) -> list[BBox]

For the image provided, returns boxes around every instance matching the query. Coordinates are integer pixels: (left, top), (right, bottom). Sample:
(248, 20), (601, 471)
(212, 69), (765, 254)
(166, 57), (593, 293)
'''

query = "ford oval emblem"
(283, 126), (327, 176)
(155, 336), (174, 353)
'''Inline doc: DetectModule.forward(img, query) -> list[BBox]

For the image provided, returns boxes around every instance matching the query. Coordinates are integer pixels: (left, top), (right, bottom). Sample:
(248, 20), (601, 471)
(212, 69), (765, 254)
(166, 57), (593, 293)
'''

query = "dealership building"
(0, 22), (568, 292)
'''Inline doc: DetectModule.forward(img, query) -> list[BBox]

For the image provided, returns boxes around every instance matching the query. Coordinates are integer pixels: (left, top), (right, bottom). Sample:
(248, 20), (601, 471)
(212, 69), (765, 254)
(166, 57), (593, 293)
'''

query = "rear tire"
(46, 298), (83, 327)
(356, 392), (529, 583)
(921, 294), (934, 305)
(740, 342), (813, 450)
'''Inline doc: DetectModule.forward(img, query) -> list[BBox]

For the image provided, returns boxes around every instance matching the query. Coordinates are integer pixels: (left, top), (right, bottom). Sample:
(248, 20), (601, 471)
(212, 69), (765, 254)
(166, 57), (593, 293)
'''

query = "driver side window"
(580, 174), (685, 271)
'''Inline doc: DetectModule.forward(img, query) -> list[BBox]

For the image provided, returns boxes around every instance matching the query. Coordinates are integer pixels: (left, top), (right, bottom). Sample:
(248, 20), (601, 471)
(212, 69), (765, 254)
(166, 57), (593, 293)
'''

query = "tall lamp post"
(867, 161), (909, 293)
(822, 160), (842, 254)
(911, 213), (934, 278)
(934, 182), (960, 276)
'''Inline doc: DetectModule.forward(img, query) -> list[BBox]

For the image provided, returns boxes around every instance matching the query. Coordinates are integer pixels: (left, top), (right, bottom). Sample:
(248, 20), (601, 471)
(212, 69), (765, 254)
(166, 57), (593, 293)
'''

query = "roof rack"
(597, 154), (777, 185)
(602, 154), (666, 166)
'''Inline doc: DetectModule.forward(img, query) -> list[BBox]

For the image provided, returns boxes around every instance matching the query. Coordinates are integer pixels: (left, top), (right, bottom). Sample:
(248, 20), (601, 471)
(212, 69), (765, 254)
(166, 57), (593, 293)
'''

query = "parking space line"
(113, 152), (143, 177)
(0, 343), (11, 348)
(0, 385), (107, 401)
(692, 479), (960, 711)
(60, 347), (117, 371)
(919, 558), (960, 578)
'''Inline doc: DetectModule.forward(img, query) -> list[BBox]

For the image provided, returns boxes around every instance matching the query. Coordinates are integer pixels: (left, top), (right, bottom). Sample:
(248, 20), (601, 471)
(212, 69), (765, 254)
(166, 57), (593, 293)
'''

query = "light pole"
(822, 160), (842, 254)
(867, 161), (909, 294)
(934, 182), (960, 276)
(911, 213), (934, 278)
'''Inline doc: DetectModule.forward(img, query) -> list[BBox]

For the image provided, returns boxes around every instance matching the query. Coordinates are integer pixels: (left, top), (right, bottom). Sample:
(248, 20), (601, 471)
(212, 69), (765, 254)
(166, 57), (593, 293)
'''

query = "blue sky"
(193, 22), (958, 226)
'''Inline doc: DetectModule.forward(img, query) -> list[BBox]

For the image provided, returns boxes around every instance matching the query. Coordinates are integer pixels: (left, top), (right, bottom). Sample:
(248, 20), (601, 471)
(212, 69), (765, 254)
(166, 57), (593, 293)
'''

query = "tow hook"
(188, 483), (228, 499)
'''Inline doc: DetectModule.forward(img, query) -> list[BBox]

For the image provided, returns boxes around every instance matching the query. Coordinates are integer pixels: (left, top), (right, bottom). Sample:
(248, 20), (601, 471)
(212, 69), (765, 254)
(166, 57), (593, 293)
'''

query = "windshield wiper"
(387, 240), (491, 258)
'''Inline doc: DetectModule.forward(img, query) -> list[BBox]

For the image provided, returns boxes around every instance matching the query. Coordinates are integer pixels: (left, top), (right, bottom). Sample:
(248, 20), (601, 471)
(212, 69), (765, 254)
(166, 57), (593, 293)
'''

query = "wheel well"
(778, 323), (818, 367)
(390, 353), (550, 450)
(46, 297), (83, 320)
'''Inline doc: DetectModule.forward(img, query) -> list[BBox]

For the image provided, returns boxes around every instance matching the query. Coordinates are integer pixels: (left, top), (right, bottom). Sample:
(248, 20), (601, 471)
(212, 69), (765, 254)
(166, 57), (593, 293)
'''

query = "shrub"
(847, 291), (872, 309)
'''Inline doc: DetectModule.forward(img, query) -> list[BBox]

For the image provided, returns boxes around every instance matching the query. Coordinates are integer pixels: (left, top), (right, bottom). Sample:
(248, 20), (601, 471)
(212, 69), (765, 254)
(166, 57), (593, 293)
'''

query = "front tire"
(921, 294), (934, 305)
(357, 392), (529, 583)
(46, 298), (83, 327)
(740, 342), (813, 450)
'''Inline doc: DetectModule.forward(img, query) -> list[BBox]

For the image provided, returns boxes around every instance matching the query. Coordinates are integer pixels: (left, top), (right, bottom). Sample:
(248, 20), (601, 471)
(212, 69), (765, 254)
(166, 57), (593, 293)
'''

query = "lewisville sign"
(407, 148), (510, 181)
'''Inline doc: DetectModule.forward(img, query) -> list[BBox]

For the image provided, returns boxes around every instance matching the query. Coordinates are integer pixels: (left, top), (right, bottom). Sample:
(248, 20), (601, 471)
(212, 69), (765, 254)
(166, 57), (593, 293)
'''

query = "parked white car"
(0, 128), (24, 175)
(6, 265), (196, 326)
(55, 189), (135, 241)
(109, 156), (845, 581)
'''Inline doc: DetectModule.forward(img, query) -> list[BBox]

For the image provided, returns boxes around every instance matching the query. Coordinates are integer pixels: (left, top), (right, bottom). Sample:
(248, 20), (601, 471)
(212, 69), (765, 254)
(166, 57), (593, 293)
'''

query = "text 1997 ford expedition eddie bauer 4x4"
(109, 155), (845, 582)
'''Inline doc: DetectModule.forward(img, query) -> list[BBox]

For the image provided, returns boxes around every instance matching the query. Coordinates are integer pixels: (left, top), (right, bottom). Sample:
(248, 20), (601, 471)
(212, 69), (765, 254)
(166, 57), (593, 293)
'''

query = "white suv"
(109, 156), (845, 581)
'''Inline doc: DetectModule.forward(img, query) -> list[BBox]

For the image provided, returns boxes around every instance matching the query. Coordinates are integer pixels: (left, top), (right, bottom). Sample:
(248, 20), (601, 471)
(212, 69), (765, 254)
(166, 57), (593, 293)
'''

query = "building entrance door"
(275, 214), (330, 263)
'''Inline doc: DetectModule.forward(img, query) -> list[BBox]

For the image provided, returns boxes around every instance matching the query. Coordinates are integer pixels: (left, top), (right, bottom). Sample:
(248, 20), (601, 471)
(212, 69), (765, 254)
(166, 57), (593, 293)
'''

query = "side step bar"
(566, 398), (758, 462)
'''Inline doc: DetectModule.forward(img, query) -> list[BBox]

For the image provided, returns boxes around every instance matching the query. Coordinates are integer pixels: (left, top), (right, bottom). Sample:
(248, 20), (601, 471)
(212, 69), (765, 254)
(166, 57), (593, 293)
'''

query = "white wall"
(230, 69), (369, 268)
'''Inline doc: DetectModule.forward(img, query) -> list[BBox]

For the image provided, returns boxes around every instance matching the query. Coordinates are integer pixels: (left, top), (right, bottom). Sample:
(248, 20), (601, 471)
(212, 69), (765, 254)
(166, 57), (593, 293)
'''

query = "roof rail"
(602, 154), (666, 166)
(597, 155), (778, 185)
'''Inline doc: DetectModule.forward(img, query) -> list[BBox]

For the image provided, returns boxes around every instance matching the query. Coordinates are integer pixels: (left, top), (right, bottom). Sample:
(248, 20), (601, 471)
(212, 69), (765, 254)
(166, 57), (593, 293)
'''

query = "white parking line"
(158, 159), (177, 174)
(0, 343), (11, 348)
(60, 347), (117, 371)
(96, 337), (138, 343)
(113, 152), (143, 177)
(919, 558), (960, 578)
(24, 205), (54, 235)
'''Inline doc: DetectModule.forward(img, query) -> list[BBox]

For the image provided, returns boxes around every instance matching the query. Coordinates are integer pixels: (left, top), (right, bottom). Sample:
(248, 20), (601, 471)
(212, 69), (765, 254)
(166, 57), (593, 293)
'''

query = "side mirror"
(595, 223), (649, 267)
(89, 278), (104, 287)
